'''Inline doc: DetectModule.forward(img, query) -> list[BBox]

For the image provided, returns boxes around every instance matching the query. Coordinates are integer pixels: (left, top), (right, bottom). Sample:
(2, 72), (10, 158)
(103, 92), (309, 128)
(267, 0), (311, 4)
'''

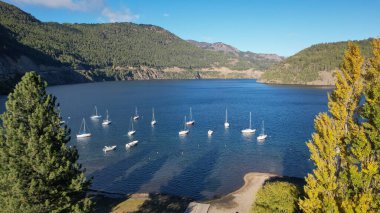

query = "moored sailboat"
(77, 118), (91, 138)
(90, 106), (102, 119)
(128, 117), (136, 136)
(133, 107), (140, 120)
(151, 108), (157, 126)
(102, 110), (112, 125)
(224, 108), (230, 128)
(179, 116), (190, 135)
(186, 107), (195, 125)
(241, 112), (256, 134)
(126, 140), (138, 149)
(257, 121), (267, 140)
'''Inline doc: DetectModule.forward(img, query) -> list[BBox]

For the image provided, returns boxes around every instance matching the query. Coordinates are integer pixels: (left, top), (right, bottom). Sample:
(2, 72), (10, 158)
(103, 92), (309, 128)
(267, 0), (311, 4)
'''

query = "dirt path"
(207, 172), (276, 213)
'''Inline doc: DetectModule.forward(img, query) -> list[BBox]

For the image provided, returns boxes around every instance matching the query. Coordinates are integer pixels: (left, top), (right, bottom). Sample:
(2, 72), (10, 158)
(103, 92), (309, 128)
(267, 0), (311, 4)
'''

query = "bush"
(251, 181), (302, 213)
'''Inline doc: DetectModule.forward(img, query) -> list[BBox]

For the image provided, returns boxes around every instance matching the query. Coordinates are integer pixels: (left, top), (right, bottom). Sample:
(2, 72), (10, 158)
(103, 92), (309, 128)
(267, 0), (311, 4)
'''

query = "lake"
(0, 80), (330, 200)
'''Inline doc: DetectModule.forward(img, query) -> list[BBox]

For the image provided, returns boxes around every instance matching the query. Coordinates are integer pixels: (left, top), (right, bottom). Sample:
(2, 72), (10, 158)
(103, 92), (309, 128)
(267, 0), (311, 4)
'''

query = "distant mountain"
(259, 39), (373, 85)
(188, 40), (284, 68)
(0, 1), (282, 94)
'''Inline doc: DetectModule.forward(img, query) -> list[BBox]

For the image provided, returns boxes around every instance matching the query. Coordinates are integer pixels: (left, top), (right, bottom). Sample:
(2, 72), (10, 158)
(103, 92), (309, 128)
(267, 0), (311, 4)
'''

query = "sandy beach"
(207, 172), (276, 213)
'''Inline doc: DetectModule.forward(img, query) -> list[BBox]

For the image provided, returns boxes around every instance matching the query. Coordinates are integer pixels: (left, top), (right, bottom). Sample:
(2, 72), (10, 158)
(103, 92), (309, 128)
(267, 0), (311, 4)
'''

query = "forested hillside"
(259, 39), (373, 85)
(0, 1), (281, 94)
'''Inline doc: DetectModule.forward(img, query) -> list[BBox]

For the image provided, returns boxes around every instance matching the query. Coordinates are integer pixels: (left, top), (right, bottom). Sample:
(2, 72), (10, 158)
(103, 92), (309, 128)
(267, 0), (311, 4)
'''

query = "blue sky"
(4, 0), (380, 56)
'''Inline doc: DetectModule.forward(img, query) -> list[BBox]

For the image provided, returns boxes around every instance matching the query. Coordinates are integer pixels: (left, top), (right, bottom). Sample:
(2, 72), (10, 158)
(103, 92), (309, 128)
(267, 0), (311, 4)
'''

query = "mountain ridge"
(0, 1), (282, 94)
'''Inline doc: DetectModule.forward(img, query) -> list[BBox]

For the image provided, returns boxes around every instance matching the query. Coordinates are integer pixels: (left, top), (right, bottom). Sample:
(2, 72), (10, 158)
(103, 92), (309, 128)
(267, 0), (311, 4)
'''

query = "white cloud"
(101, 7), (139, 23)
(11, 0), (139, 23)
(163, 13), (170, 17)
(13, 0), (104, 11)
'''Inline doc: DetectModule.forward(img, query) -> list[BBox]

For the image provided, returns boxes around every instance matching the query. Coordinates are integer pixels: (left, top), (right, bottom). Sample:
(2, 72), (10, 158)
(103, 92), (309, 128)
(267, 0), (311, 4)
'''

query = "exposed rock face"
(187, 40), (284, 62)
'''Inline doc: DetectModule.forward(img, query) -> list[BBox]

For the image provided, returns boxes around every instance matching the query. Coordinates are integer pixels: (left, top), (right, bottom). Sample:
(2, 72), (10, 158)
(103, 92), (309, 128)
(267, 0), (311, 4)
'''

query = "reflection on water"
(0, 80), (330, 199)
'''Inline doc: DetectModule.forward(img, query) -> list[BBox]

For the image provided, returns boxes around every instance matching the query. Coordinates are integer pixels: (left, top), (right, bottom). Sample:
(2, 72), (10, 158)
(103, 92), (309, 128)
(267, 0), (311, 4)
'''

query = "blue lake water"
(0, 80), (331, 200)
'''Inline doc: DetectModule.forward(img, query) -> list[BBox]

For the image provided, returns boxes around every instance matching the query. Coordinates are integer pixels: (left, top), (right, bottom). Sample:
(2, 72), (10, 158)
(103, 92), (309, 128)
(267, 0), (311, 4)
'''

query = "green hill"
(0, 1), (281, 94)
(259, 39), (373, 85)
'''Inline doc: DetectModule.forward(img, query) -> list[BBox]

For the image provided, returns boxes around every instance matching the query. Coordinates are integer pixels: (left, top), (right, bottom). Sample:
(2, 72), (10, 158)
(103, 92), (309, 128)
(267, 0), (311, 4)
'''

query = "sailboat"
(103, 145), (116, 152)
(257, 121), (268, 140)
(186, 107), (195, 125)
(179, 116), (190, 135)
(151, 108), (157, 126)
(127, 117), (136, 136)
(224, 108), (230, 128)
(133, 107), (140, 120)
(90, 106), (102, 119)
(126, 140), (138, 149)
(241, 112), (256, 134)
(208, 130), (214, 136)
(102, 110), (112, 125)
(76, 118), (91, 138)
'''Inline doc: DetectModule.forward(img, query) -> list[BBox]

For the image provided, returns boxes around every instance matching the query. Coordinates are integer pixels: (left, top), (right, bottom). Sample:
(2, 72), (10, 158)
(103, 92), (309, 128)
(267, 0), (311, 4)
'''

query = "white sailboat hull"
(76, 133), (91, 138)
(257, 134), (267, 140)
(208, 130), (213, 135)
(126, 140), (138, 149)
(241, 129), (256, 133)
(128, 130), (136, 136)
(224, 122), (230, 128)
(133, 116), (139, 120)
(103, 145), (116, 152)
(91, 115), (102, 119)
(179, 130), (189, 135)
(186, 121), (195, 125)
(151, 120), (157, 125)
(102, 120), (112, 125)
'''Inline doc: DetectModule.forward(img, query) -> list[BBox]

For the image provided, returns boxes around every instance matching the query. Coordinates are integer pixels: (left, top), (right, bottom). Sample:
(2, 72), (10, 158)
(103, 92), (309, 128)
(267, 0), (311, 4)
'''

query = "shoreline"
(97, 172), (285, 213)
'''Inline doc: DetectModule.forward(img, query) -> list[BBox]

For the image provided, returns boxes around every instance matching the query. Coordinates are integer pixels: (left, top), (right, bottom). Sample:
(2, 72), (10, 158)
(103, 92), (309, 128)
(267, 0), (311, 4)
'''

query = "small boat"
(241, 112), (256, 134)
(103, 145), (116, 152)
(133, 107), (140, 120)
(59, 120), (65, 125)
(257, 121), (268, 141)
(90, 106), (102, 119)
(127, 117), (136, 136)
(186, 107), (195, 125)
(224, 108), (230, 128)
(102, 110), (112, 125)
(77, 118), (91, 138)
(58, 110), (65, 124)
(151, 108), (157, 126)
(179, 116), (190, 135)
(208, 130), (213, 136)
(126, 140), (138, 149)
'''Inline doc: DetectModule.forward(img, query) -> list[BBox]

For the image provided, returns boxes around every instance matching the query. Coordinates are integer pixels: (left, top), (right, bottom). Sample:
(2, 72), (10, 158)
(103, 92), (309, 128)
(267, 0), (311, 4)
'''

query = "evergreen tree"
(0, 72), (91, 212)
(299, 42), (370, 212)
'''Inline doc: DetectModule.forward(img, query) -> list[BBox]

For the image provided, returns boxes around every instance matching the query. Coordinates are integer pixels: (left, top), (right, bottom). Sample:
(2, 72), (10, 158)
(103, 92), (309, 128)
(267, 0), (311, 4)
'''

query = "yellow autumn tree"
(299, 42), (371, 212)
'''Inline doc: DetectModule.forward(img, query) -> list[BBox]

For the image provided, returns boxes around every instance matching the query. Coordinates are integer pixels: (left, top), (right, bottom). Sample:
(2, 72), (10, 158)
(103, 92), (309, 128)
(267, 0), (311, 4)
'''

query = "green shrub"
(251, 181), (302, 213)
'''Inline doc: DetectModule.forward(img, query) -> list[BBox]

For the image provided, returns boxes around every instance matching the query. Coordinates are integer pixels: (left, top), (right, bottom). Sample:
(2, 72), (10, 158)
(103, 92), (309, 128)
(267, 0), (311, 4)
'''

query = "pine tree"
(299, 42), (366, 212)
(0, 72), (91, 212)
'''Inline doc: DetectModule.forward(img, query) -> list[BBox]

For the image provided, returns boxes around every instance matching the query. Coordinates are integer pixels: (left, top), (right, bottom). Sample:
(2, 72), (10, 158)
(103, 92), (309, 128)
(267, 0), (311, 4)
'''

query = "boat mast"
(189, 107), (192, 120)
(249, 112), (252, 129)
(225, 108), (228, 123)
(95, 106), (98, 116)
(262, 121), (265, 134)
(152, 108), (155, 121)
(135, 107), (138, 116)
(83, 118), (86, 133)
(106, 110), (109, 120)
(184, 116), (187, 130)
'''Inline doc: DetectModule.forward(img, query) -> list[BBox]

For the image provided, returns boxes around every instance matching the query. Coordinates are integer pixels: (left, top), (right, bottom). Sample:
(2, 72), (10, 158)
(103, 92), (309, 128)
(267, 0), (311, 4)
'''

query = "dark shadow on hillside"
(160, 149), (221, 200)
(0, 24), (88, 94)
